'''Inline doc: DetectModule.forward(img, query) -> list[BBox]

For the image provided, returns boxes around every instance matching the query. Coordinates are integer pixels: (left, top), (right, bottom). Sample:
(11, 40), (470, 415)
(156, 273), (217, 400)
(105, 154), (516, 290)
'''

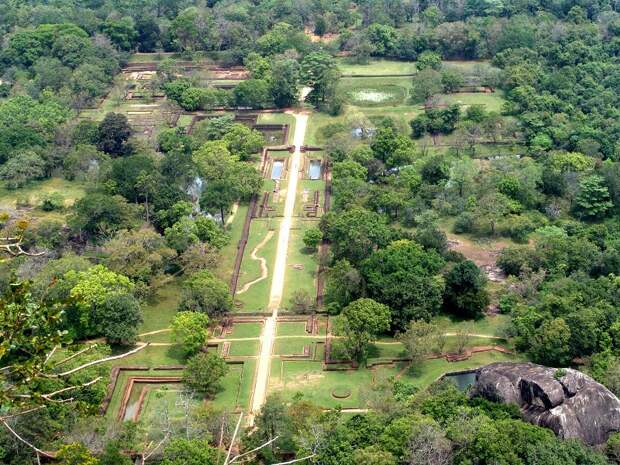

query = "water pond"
(444, 371), (477, 391)
(271, 160), (284, 180)
(309, 160), (321, 180)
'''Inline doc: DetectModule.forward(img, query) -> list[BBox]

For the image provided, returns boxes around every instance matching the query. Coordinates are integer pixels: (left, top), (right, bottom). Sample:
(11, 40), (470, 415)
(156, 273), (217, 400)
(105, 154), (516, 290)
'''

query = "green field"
(0, 177), (86, 210)
(440, 92), (505, 112)
(269, 350), (519, 408)
(273, 337), (323, 356)
(235, 218), (280, 312)
(216, 203), (249, 283)
(210, 360), (256, 411)
(225, 322), (263, 339)
(229, 340), (260, 357)
(339, 76), (415, 108)
(138, 281), (181, 337)
(177, 114), (194, 128)
(276, 321), (309, 336)
(257, 112), (297, 145)
(336, 58), (418, 76)
(281, 220), (320, 308)
(432, 314), (510, 338)
(137, 384), (200, 439)
(127, 53), (192, 63)
(296, 176), (326, 216)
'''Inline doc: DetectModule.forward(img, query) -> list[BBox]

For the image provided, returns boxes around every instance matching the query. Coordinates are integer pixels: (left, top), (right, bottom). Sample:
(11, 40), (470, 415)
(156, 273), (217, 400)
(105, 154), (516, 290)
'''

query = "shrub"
(303, 227), (323, 250)
(497, 246), (533, 276)
(498, 215), (536, 243)
(454, 212), (475, 234)
(40, 192), (65, 211)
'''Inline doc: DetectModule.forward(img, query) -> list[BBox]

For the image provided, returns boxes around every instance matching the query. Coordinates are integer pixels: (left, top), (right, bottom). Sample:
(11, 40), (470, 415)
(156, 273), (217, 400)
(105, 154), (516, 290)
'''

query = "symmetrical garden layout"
(72, 54), (522, 440)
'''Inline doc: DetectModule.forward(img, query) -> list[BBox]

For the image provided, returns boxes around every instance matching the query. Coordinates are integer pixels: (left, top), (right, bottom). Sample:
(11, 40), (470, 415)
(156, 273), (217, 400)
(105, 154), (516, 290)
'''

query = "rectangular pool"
(271, 160), (284, 180)
(309, 160), (321, 180)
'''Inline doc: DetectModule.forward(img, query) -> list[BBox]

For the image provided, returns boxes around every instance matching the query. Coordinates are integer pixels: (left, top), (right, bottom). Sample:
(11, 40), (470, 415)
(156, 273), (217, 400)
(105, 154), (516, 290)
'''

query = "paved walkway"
(249, 111), (309, 425)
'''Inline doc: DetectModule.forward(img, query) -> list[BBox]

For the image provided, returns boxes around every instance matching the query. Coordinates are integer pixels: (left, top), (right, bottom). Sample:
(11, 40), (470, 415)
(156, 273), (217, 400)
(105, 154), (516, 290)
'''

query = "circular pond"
(332, 386), (352, 399)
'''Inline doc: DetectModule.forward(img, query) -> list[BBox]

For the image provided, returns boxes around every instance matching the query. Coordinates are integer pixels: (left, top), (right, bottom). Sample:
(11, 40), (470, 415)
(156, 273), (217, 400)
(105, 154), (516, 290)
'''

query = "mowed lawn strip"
(235, 218), (280, 312)
(336, 58), (418, 76)
(225, 322), (263, 339)
(273, 337), (324, 356)
(281, 220), (319, 310)
(276, 321), (309, 337)
(217, 203), (249, 283)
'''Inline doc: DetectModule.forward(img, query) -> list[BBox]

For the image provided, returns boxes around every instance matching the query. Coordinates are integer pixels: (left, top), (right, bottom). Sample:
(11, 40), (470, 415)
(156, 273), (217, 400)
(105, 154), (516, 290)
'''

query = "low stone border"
(100, 366), (149, 415)
(117, 376), (183, 422)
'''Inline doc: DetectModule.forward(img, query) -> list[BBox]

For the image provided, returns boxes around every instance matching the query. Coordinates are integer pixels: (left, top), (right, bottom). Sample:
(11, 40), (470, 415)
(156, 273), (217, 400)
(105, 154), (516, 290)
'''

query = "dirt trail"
(236, 230), (274, 295)
(249, 111), (308, 425)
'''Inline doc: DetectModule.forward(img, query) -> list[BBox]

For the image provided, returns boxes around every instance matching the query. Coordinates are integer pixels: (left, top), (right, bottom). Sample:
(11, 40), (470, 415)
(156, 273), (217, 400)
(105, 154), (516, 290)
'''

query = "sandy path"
(225, 203), (239, 226)
(249, 111), (308, 425)
(236, 230), (274, 295)
(137, 328), (171, 337)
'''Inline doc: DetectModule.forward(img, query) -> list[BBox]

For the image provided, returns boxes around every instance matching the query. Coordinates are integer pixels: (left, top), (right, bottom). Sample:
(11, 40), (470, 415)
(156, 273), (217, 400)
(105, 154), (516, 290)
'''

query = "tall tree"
(338, 298), (391, 362)
(269, 57), (300, 108)
(96, 113), (132, 156)
(443, 260), (490, 319)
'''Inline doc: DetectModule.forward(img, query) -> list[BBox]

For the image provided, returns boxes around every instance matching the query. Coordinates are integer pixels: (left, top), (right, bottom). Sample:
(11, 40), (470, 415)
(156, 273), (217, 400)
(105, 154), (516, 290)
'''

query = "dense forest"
(4, 0), (620, 464)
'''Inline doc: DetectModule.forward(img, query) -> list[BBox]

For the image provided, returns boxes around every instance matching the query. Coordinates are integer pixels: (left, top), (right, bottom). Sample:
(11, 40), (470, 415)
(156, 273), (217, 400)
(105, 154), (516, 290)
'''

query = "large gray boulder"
(471, 362), (620, 445)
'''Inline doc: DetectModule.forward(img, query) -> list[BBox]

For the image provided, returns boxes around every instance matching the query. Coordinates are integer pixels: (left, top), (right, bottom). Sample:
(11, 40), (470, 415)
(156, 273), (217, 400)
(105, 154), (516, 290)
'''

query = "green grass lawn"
(177, 114), (194, 128)
(140, 331), (174, 343)
(0, 177), (86, 211)
(440, 91), (505, 112)
(336, 58), (418, 76)
(262, 176), (288, 217)
(257, 112), (296, 145)
(269, 350), (519, 408)
(112, 345), (185, 367)
(370, 342), (407, 359)
(277, 322), (309, 337)
(274, 338), (323, 356)
(228, 340), (260, 357)
(235, 218), (280, 312)
(281, 220), (319, 309)
(138, 384), (200, 440)
(397, 350), (522, 388)
(225, 322), (263, 339)
(138, 281), (181, 337)
(305, 111), (346, 147)
(210, 364), (244, 411)
(216, 203), (249, 284)
(442, 59), (492, 73)
(296, 177), (326, 216)
(237, 359), (256, 411)
(210, 360), (256, 411)
(104, 367), (185, 423)
(432, 314), (510, 338)
(127, 52), (189, 63)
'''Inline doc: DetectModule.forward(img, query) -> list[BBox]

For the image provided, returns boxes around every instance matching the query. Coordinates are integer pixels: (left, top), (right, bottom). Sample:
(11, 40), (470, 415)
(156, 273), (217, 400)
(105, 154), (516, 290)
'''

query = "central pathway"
(249, 111), (308, 424)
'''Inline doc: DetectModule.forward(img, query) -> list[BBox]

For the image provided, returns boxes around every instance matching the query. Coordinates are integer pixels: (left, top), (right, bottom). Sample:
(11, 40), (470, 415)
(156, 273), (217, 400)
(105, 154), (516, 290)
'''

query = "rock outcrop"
(471, 362), (620, 445)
